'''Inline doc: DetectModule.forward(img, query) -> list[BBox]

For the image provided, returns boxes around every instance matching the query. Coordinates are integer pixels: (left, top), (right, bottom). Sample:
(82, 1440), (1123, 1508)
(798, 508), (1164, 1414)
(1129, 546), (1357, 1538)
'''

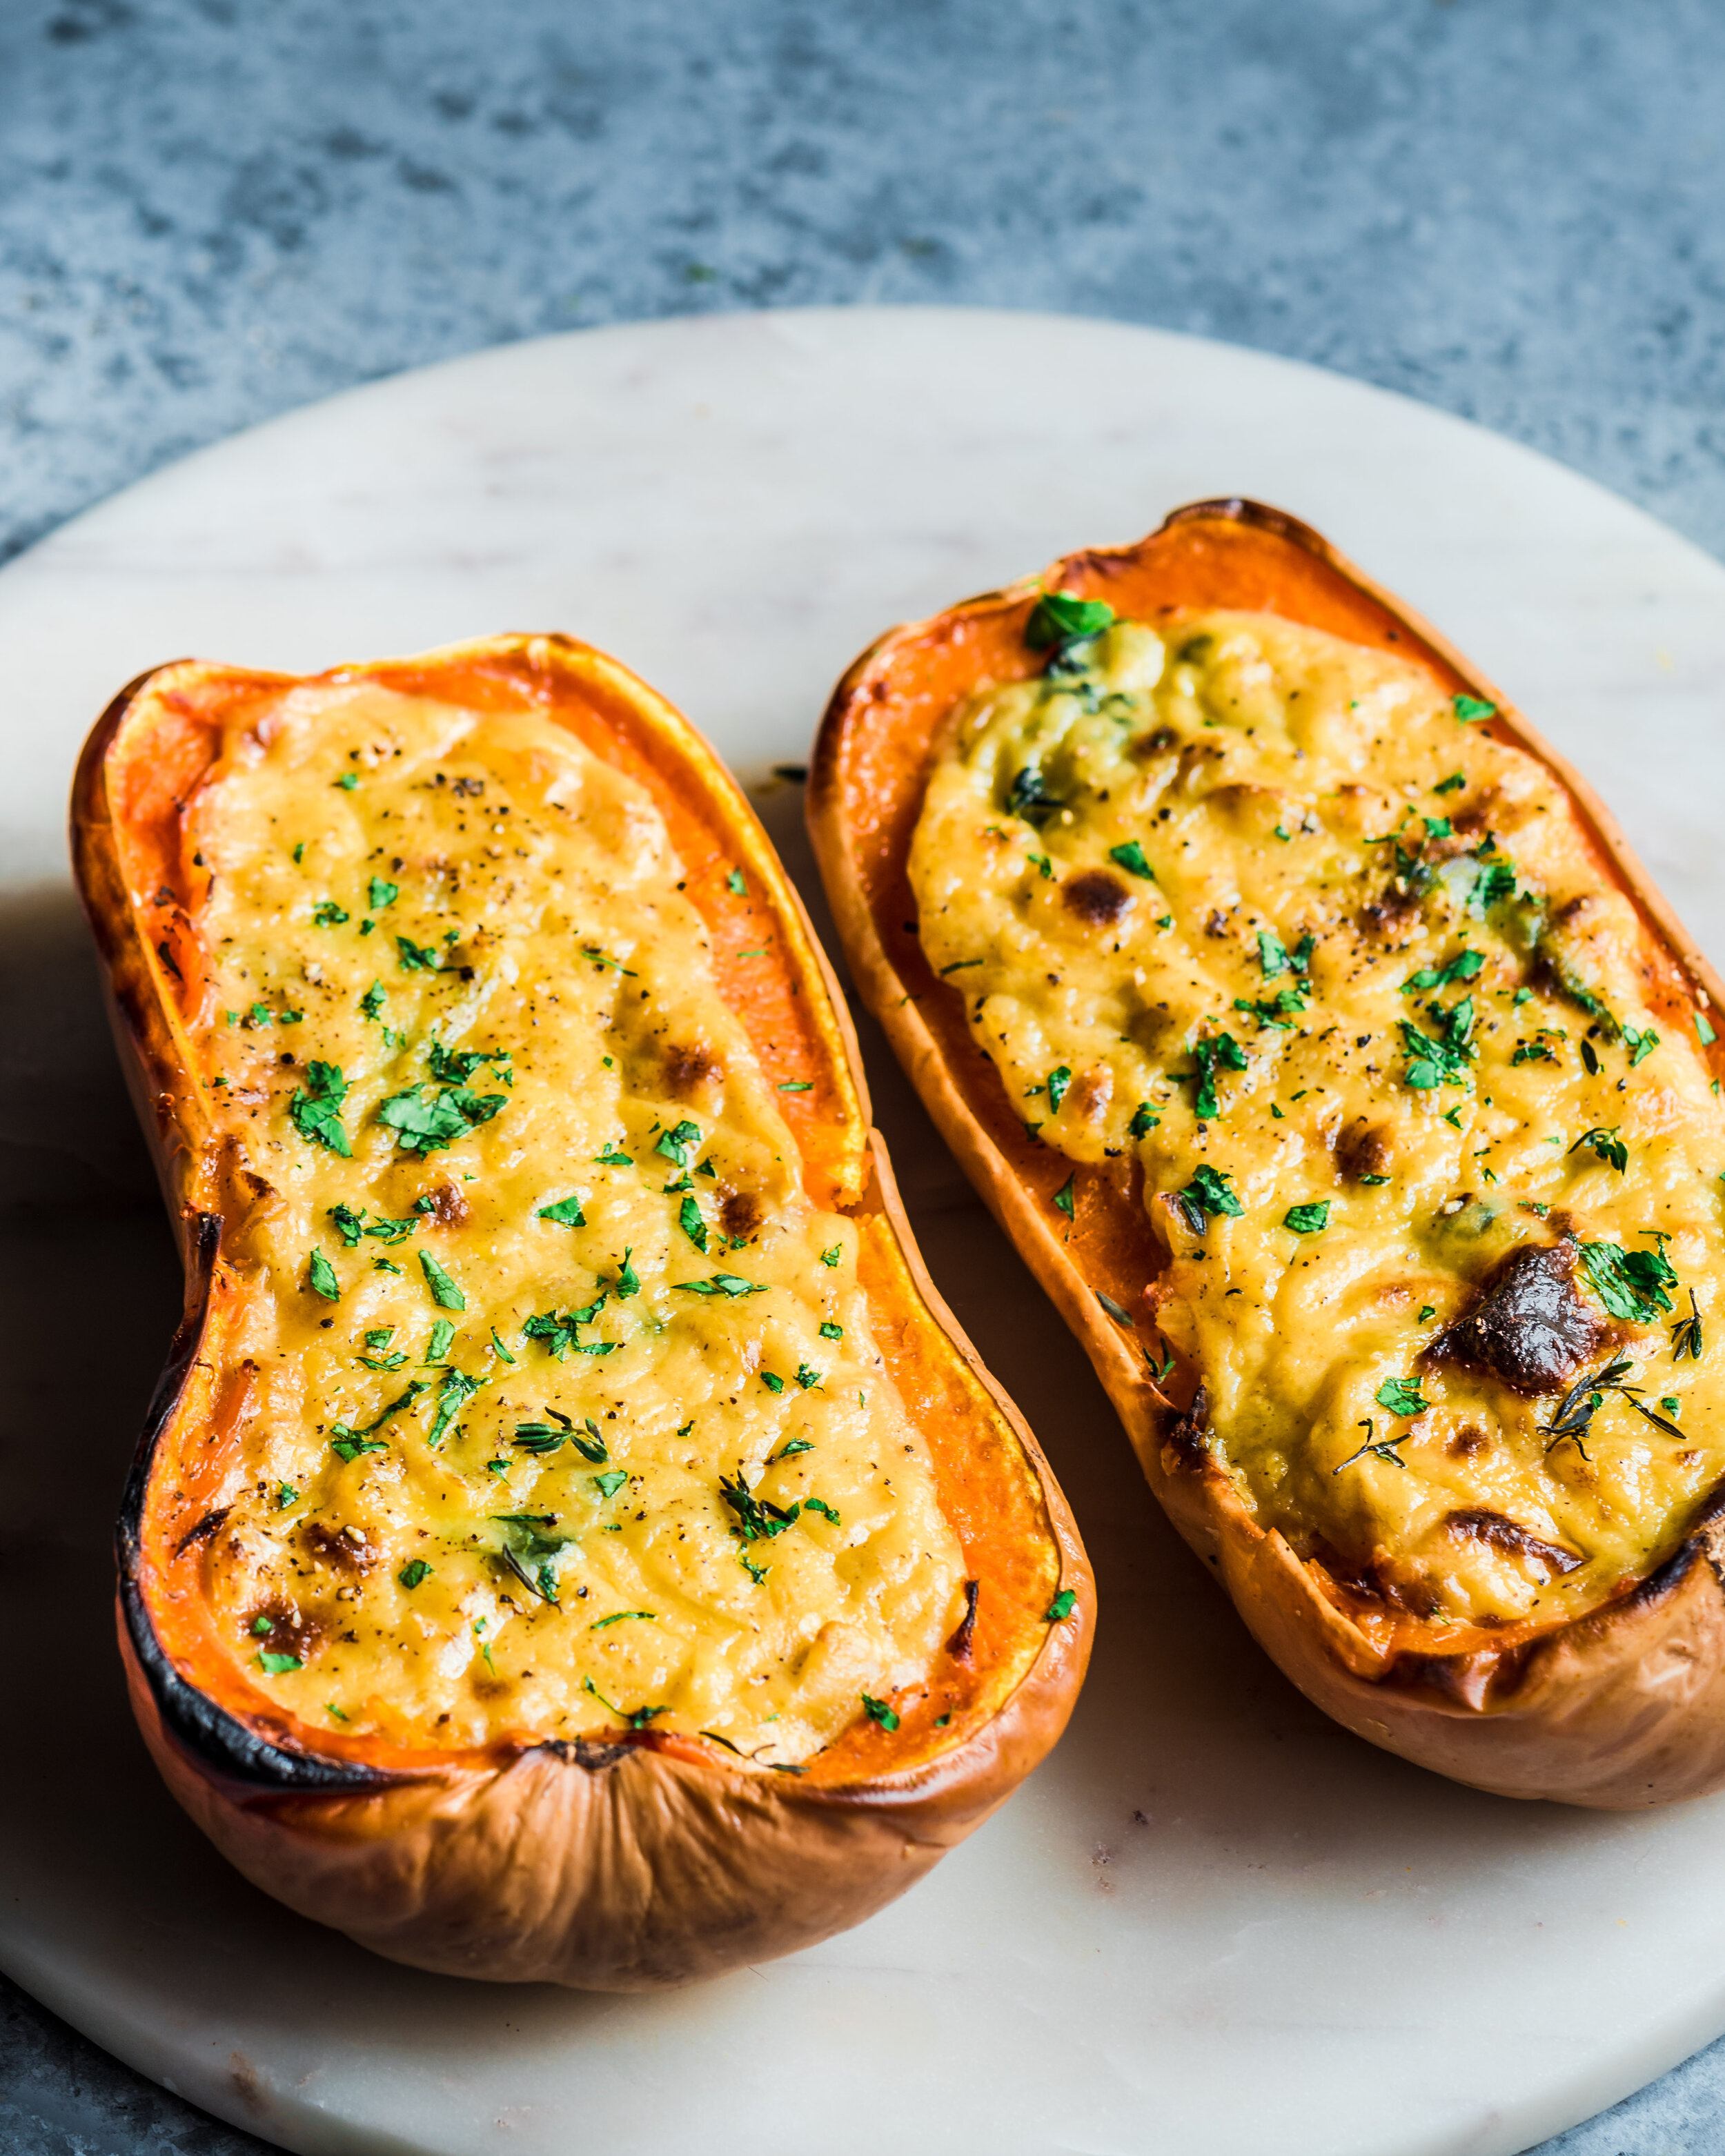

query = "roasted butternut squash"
(810, 499), (1725, 1810)
(72, 633), (1089, 1986)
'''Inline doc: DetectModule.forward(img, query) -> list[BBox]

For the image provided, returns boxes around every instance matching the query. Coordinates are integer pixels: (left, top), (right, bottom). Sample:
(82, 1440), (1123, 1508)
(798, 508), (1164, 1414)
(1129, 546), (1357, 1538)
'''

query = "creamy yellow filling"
(182, 678), (963, 1760)
(910, 610), (1725, 1628)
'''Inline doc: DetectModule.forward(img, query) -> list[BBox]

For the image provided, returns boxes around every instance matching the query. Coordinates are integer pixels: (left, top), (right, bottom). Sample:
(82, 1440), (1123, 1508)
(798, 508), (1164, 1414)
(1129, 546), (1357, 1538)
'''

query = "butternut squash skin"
(809, 499), (1725, 1810)
(72, 633), (1091, 1987)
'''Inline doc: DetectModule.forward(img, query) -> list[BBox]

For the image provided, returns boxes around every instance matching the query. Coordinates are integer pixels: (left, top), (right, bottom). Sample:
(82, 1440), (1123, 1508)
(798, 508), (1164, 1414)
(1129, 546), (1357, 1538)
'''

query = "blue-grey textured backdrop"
(3, 2), (1724, 2150)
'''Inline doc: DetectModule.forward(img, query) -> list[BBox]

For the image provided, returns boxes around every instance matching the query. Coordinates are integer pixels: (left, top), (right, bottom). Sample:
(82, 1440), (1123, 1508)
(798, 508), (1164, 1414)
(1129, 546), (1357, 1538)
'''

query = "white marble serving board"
(6, 308), (1725, 2156)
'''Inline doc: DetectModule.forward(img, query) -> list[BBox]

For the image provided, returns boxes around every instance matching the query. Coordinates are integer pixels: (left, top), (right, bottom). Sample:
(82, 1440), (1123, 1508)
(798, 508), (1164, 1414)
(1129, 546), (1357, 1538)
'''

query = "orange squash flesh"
(811, 500), (1725, 1810)
(73, 633), (1091, 1984)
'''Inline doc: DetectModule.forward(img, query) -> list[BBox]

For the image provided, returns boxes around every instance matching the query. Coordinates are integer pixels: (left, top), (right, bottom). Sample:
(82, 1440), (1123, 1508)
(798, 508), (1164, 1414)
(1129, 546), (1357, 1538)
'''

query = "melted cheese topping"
(910, 611), (1725, 1634)
(185, 680), (964, 1761)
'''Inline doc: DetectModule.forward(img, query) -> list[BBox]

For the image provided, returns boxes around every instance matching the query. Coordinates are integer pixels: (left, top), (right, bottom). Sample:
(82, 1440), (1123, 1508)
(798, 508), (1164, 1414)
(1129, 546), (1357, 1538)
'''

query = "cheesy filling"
(910, 608), (1725, 1632)
(182, 678), (964, 1761)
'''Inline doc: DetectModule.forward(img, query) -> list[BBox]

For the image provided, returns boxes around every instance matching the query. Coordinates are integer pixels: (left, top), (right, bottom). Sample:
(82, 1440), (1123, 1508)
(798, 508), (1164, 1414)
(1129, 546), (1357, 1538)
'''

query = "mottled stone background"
(3, 1), (1724, 2150)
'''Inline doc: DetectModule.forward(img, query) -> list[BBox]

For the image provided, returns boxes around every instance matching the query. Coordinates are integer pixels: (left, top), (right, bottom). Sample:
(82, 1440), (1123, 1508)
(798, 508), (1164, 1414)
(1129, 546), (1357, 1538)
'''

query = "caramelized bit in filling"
(910, 606), (1725, 1636)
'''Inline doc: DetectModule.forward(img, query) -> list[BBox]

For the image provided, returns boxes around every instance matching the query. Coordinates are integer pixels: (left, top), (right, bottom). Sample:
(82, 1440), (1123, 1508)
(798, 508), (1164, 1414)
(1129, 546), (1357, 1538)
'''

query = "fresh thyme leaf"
(290, 1061), (351, 1156)
(580, 945), (637, 975)
(1283, 1203), (1330, 1234)
(1630, 1398), (1686, 1440)
(1374, 1376), (1430, 1418)
(397, 1559), (432, 1590)
(420, 1251), (466, 1310)
(1046, 1588), (1076, 1622)
(1109, 840), (1154, 880)
(538, 1195), (587, 1228)
(1334, 1418), (1410, 1473)
(1581, 1241), (1678, 1323)
(1095, 1290), (1135, 1326)
(1673, 1291), (1704, 1362)
(774, 1437), (814, 1461)
(860, 1692), (901, 1732)
(720, 1469), (800, 1543)
(513, 1423), (566, 1454)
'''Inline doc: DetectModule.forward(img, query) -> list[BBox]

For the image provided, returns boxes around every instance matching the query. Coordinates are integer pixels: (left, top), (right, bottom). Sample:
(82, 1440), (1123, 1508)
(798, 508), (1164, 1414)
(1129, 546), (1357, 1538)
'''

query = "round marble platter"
(6, 308), (1725, 2156)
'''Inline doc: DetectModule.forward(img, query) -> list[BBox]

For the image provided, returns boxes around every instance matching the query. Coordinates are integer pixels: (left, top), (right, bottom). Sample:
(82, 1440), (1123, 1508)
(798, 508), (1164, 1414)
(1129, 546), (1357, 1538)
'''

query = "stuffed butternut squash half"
(72, 633), (1088, 1988)
(810, 499), (1725, 1810)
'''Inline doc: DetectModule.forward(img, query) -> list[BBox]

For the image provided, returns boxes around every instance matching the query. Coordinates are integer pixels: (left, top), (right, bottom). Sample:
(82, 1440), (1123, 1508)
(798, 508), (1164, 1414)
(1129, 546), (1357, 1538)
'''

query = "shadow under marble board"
(5, 308), (1725, 2156)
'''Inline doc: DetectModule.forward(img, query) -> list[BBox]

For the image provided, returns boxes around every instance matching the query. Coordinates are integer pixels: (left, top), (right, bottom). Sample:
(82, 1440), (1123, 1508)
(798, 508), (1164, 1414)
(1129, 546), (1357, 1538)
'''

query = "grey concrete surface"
(3, 1), (1725, 2150)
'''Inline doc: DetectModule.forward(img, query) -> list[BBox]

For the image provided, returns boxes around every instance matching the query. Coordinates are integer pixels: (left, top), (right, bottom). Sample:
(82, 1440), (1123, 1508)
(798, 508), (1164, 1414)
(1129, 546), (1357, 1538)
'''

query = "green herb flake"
(1025, 589), (1115, 651)
(1435, 771), (1466, 795)
(676, 1273), (768, 1297)
(819, 1321), (843, 1341)
(726, 868), (746, 896)
(1418, 1305), (1436, 1323)
(307, 1249), (342, 1301)
(1109, 840), (1154, 880)
(313, 900), (350, 927)
(398, 1559), (433, 1590)
(1047, 1065), (1072, 1114)
(276, 1482), (299, 1508)
(592, 1609), (656, 1630)
(424, 1318), (455, 1363)
(1283, 1203), (1330, 1235)
(538, 1195), (588, 1228)
(1258, 930), (1289, 979)
(420, 1251), (466, 1310)
(335, 771), (360, 791)
(395, 936), (443, 973)
(1699, 1012), (1719, 1047)
(679, 1194), (709, 1252)
(1569, 1126), (1628, 1174)
(290, 1060), (352, 1156)
(1581, 1240), (1679, 1324)
(795, 1363), (822, 1389)
(1375, 1377), (1430, 1418)
(1046, 1588), (1077, 1623)
(656, 1118), (702, 1169)
(1453, 695), (1497, 724)
(1053, 1174), (1076, 1220)
(860, 1692), (901, 1732)
(593, 1470), (629, 1500)
(1129, 1102), (1160, 1138)
(762, 1371), (786, 1394)
(595, 1145), (633, 1165)
(778, 1079), (814, 1091)
(1173, 1163), (1243, 1234)
(258, 1651), (303, 1674)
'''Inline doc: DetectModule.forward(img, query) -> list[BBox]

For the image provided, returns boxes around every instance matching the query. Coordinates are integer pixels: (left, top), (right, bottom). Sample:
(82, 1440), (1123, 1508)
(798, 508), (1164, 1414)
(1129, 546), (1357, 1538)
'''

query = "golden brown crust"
(73, 633), (1092, 1985)
(808, 498), (1725, 1810)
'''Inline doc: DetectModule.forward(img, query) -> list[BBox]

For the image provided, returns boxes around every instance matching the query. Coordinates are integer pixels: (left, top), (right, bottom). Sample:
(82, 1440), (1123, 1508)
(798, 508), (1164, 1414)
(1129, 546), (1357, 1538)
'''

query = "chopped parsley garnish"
(1424, 815), (1452, 840)
(860, 1692), (900, 1732)
(335, 771), (359, 791)
(1283, 1203), (1330, 1234)
(313, 900), (350, 927)
(1374, 1377), (1430, 1418)
(330, 1380), (428, 1457)
(1435, 771), (1466, 794)
(595, 1145), (633, 1165)
(493, 1514), (571, 1605)
(820, 1245), (842, 1267)
(761, 1371), (785, 1394)
(1404, 948), (1483, 993)
(774, 1437), (814, 1461)
(420, 1251), (466, 1310)
(397, 1559), (433, 1590)
(1581, 1240), (1679, 1324)
(1026, 589), (1116, 650)
(796, 1363), (822, 1390)
(1129, 1103), (1160, 1138)
(1173, 1163), (1243, 1234)
(307, 1249), (341, 1300)
(538, 1195), (587, 1228)
(1400, 998), (1475, 1090)
(679, 1195), (708, 1251)
(1453, 695), (1497, 723)
(778, 1079), (814, 1091)
(726, 868), (746, 896)
(360, 980), (386, 1018)
(1191, 1032), (1248, 1118)
(1699, 1012), (1719, 1047)
(1053, 1174), (1076, 1220)
(1109, 840), (1154, 880)
(289, 1061), (352, 1156)
(607, 1248), (640, 1299)
(1234, 989), (1306, 1030)
(395, 936), (442, 972)
(819, 1321), (843, 1341)
(378, 1080), (506, 1154)
(368, 876), (399, 911)
(593, 1468), (628, 1500)
(276, 1482), (299, 1508)
(1046, 1588), (1077, 1623)
(676, 1274), (767, 1297)
(802, 1495), (840, 1523)
(656, 1119), (702, 1169)
(259, 1652), (302, 1674)
(1047, 1065), (1072, 1114)
(1569, 1126), (1628, 1174)
(425, 1318), (455, 1362)
(524, 1294), (614, 1358)
(1624, 1024), (1660, 1065)
(1258, 931), (1290, 979)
